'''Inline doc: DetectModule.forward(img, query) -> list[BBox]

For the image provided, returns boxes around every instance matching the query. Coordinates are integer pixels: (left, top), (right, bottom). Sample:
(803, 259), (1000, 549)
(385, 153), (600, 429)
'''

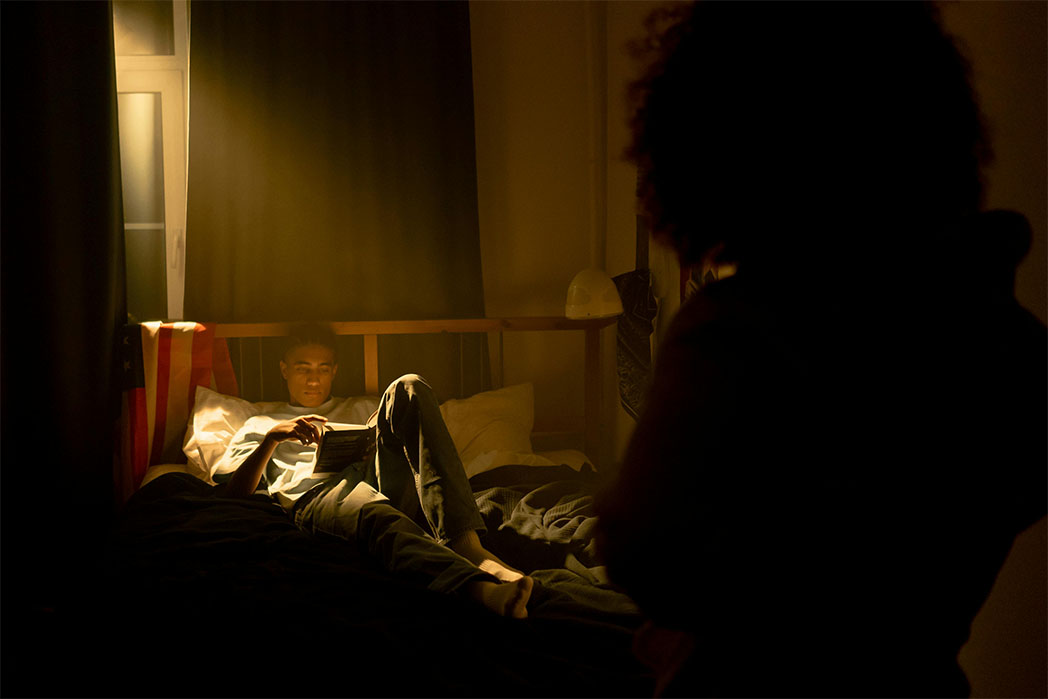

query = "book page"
(313, 423), (376, 474)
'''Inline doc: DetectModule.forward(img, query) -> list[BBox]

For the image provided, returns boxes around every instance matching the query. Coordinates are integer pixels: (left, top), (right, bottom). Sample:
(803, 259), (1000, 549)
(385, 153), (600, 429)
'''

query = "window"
(113, 0), (188, 320)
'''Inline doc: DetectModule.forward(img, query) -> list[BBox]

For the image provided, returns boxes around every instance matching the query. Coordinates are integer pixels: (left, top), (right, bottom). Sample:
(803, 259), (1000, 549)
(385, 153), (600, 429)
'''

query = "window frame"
(114, 0), (189, 320)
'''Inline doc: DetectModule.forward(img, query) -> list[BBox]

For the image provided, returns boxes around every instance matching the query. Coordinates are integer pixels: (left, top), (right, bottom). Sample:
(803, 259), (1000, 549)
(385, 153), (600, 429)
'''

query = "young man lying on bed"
(211, 322), (533, 618)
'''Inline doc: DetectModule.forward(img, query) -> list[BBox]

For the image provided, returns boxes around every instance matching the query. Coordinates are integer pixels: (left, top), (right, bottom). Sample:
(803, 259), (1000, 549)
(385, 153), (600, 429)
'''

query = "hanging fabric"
(117, 322), (238, 501)
(183, 1), (485, 323)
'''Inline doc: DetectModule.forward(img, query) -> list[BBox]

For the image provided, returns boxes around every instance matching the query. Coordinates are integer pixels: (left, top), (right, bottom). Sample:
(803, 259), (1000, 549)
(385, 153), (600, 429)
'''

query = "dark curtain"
(1, 1), (126, 693)
(184, 0), (485, 323)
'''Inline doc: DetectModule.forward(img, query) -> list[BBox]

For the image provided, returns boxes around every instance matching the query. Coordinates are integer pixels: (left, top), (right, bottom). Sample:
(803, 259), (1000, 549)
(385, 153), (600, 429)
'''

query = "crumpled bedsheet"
(471, 464), (640, 625)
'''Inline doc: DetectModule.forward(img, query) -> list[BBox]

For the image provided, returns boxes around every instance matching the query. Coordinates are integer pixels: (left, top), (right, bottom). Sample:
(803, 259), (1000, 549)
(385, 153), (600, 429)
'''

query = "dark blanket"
(64, 467), (651, 698)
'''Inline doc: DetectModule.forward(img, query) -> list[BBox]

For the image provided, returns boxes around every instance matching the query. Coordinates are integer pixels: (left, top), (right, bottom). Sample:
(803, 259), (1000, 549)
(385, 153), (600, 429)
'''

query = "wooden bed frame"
(212, 316), (618, 465)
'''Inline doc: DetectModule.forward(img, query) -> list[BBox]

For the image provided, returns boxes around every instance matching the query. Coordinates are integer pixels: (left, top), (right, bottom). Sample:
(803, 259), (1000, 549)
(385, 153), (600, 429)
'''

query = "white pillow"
(463, 450), (554, 479)
(182, 386), (269, 480)
(439, 383), (534, 468)
(535, 449), (593, 472)
(463, 449), (593, 479)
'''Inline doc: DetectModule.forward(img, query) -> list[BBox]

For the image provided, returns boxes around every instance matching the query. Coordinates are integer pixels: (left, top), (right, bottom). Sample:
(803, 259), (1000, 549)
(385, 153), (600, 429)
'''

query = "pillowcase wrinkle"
(182, 386), (262, 481)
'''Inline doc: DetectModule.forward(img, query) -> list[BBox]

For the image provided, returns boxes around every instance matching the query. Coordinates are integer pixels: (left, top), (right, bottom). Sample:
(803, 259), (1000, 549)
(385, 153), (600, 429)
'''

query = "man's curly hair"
(283, 322), (338, 362)
(627, 1), (991, 268)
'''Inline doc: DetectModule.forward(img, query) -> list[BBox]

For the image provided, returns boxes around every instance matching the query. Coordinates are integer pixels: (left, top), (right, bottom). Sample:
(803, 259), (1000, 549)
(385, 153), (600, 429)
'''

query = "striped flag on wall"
(117, 322), (238, 501)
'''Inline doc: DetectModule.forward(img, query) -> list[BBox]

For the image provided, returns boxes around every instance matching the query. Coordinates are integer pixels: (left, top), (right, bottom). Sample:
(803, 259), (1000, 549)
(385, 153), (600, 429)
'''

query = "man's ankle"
(449, 529), (482, 553)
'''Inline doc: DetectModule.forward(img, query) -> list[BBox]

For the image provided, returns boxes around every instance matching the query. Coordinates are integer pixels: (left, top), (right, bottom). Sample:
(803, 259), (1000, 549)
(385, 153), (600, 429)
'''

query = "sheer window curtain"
(184, 1), (485, 324)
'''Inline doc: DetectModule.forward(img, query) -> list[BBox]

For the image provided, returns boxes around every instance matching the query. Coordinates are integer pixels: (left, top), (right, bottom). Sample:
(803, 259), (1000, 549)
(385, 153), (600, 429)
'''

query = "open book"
(312, 422), (377, 475)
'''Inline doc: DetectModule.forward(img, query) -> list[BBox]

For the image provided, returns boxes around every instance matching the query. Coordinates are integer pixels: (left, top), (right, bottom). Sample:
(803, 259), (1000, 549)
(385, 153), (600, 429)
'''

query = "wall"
(940, 4), (1048, 696)
(471, 0), (613, 465)
(471, 0), (668, 469)
(941, 1), (1048, 327)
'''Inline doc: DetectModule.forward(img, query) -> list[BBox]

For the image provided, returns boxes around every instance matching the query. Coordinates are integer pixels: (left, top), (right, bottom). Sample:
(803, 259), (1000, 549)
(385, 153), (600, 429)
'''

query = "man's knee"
(385, 374), (439, 410)
(388, 373), (431, 398)
(381, 374), (439, 435)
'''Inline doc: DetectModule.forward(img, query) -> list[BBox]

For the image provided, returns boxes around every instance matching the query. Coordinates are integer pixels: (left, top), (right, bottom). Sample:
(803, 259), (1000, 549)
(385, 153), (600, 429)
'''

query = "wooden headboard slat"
(210, 316), (616, 338)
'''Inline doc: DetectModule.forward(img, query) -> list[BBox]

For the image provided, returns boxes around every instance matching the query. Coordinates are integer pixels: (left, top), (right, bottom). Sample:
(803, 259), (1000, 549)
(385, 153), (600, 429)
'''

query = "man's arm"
(224, 415), (327, 498)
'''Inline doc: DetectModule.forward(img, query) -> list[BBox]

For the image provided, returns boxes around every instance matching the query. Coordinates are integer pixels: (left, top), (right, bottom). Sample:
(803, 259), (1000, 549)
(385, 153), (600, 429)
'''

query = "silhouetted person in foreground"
(595, 3), (1046, 697)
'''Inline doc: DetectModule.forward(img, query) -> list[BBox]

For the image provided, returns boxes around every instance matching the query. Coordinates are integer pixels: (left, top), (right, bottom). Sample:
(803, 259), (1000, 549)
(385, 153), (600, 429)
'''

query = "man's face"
(280, 343), (338, 408)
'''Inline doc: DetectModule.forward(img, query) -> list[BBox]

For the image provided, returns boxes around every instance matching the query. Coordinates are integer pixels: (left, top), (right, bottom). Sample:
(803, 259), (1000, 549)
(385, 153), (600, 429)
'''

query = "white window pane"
(118, 92), (168, 320)
(117, 92), (166, 225)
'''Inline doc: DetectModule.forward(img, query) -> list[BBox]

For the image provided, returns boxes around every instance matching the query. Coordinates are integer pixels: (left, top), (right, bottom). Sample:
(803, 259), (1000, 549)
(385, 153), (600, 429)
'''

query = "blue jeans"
(294, 374), (494, 594)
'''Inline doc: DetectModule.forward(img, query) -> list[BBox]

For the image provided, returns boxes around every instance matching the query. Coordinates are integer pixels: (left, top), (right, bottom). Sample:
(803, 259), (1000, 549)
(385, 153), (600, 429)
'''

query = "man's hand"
(265, 415), (327, 447)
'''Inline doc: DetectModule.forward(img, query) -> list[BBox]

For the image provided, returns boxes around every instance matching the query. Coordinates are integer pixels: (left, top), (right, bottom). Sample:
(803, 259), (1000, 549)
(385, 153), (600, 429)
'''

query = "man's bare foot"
(468, 576), (534, 619)
(450, 530), (525, 582)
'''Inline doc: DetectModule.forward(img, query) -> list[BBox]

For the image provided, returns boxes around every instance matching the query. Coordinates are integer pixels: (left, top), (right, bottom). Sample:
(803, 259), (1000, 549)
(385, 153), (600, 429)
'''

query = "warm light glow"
(116, 93), (165, 224)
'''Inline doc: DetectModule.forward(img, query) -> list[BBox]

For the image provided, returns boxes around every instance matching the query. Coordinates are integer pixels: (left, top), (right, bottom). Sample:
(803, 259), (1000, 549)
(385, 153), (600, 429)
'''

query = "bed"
(95, 317), (654, 697)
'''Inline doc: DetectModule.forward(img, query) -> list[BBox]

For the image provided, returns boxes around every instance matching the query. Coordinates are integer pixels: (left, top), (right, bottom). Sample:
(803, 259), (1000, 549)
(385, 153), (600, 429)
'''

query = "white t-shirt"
(211, 395), (378, 510)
